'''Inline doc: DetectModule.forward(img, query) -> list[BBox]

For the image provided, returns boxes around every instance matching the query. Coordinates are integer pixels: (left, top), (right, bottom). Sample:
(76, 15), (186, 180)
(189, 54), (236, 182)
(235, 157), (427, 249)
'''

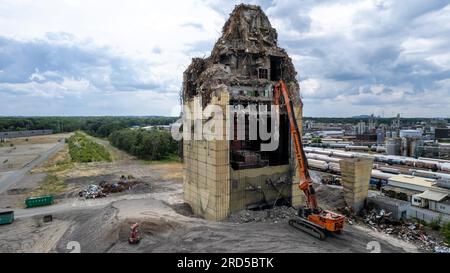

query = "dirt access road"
(0, 135), (67, 194)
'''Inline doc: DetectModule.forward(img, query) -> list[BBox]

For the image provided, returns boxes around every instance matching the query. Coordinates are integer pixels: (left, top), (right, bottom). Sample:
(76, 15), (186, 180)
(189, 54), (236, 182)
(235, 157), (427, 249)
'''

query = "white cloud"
(301, 78), (320, 96)
(0, 0), (449, 117)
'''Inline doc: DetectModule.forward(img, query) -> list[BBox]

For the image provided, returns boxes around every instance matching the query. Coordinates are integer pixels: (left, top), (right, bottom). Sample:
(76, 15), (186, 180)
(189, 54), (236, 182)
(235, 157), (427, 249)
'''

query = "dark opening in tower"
(230, 111), (289, 170)
(270, 56), (283, 81)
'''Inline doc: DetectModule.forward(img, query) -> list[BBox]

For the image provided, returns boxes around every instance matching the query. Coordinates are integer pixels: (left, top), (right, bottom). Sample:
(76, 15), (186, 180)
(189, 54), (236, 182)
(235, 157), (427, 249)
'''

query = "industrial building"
(382, 175), (435, 201)
(0, 130), (53, 140)
(181, 4), (304, 220)
(381, 174), (450, 223)
(435, 128), (450, 140)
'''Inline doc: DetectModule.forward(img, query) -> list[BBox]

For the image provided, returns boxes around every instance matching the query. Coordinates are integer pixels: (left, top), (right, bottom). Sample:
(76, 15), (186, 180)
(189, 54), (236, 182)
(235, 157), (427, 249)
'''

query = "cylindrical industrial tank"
(328, 162), (341, 173)
(409, 169), (440, 179)
(386, 137), (401, 156)
(404, 158), (418, 167)
(329, 143), (348, 148)
(345, 145), (370, 151)
(415, 159), (438, 169)
(400, 129), (422, 138)
(313, 149), (332, 156)
(307, 159), (328, 171)
(371, 170), (395, 180)
(332, 151), (354, 158)
(378, 167), (401, 174)
(409, 138), (423, 158)
(307, 153), (341, 163)
(419, 157), (450, 164)
(439, 163), (450, 172)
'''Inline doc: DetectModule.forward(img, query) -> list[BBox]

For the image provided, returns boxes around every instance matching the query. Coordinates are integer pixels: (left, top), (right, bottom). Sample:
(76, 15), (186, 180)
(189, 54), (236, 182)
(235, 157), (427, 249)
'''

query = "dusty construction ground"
(0, 134), (418, 253)
(0, 134), (70, 207)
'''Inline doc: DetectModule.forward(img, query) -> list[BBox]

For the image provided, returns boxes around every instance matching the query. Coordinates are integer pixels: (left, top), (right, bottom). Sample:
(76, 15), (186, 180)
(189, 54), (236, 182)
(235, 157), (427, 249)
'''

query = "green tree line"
(0, 116), (178, 137)
(108, 128), (178, 160)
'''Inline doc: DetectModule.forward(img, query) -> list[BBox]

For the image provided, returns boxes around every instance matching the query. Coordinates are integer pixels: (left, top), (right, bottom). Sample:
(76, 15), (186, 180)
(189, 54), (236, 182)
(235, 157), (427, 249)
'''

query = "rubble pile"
(80, 184), (106, 199)
(228, 206), (297, 223)
(182, 4), (300, 106)
(78, 176), (144, 199)
(360, 208), (449, 253)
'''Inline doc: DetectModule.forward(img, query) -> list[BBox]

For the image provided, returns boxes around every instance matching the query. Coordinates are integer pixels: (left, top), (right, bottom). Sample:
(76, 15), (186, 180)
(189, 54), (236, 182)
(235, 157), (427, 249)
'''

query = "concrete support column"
(340, 157), (374, 212)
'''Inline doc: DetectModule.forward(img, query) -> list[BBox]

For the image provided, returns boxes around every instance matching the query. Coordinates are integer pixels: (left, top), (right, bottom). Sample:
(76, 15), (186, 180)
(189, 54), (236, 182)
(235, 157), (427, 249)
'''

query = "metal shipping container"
(25, 195), (54, 208)
(0, 210), (14, 225)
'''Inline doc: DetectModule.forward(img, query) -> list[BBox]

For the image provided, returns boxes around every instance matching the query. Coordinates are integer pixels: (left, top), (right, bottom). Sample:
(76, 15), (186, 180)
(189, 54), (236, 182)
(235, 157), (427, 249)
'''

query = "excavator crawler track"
(289, 218), (326, 240)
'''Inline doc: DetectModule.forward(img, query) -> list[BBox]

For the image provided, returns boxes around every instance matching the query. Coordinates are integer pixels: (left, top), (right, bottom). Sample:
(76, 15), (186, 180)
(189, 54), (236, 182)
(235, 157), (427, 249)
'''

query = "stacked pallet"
(340, 157), (374, 212)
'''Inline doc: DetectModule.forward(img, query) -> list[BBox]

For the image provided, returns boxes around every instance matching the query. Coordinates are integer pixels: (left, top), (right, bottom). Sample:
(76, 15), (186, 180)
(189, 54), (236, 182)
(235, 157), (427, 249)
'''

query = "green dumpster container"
(25, 195), (54, 208)
(0, 210), (14, 225)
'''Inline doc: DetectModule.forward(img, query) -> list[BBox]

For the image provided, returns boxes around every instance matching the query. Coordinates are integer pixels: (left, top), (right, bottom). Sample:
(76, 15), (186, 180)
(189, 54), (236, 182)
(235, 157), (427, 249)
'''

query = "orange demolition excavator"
(274, 80), (345, 240)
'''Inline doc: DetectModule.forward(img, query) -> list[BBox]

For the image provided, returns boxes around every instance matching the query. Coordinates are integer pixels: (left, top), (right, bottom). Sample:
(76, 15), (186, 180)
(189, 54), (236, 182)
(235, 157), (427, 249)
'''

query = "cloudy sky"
(0, 0), (449, 117)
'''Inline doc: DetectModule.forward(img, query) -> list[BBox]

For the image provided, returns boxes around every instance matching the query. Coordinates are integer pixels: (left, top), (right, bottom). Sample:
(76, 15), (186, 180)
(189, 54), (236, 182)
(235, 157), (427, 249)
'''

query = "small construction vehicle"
(274, 80), (345, 240)
(128, 223), (141, 244)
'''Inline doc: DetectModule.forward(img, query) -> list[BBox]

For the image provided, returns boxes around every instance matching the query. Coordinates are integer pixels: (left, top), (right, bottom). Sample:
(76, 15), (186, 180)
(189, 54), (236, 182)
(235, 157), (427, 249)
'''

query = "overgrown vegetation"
(311, 136), (322, 143)
(429, 218), (442, 231)
(68, 132), (112, 163)
(109, 128), (178, 161)
(441, 221), (450, 244)
(31, 174), (67, 196)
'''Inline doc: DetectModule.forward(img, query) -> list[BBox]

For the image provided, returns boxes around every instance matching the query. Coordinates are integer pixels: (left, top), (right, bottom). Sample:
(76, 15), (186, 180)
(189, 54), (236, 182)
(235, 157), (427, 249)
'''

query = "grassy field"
(30, 174), (67, 196)
(68, 132), (112, 163)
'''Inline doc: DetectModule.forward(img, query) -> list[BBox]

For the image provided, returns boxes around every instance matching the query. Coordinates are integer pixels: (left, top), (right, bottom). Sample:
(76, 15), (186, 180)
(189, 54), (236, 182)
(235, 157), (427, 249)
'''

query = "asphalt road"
(0, 140), (65, 194)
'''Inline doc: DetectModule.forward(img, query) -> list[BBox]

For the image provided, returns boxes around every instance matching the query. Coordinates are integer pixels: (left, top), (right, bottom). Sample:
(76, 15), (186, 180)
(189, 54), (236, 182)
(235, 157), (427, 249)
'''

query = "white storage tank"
(307, 159), (328, 171)
(345, 145), (370, 151)
(328, 162), (341, 173)
(399, 129), (422, 138)
(386, 138), (402, 156)
(372, 170), (395, 180)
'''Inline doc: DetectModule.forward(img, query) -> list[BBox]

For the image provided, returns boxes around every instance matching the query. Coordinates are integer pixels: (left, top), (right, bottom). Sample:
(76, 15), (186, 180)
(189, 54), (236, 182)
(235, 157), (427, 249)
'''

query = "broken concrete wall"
(230, 165), (291, 212)
(340, 157), (374, 212)
(183, 90), (231, 220)
(182, 4), (303, 220)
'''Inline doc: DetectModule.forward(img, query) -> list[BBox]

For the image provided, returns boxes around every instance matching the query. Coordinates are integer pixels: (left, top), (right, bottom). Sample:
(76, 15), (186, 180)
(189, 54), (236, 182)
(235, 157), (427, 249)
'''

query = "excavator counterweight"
(274, 80), (345, 240)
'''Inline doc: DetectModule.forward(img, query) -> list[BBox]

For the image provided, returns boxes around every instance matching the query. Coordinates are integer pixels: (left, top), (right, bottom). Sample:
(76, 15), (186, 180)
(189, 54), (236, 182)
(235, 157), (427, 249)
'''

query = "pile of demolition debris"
(228, 206), (297, 224)
(344, 206), (450, 253)
(78, 176), (143, 199)
(182, 4), (299, 106)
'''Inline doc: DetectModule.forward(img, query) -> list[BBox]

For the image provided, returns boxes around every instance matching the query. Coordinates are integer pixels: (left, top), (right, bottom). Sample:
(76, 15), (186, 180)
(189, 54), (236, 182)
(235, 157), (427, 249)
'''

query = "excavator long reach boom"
(274, 80), (345, 240)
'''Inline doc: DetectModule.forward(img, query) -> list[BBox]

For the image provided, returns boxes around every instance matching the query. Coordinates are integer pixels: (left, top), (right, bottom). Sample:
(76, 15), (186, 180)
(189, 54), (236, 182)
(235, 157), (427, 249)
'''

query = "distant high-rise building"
(355, 121), (366, 135)
(392, 113), (401, 129)
(368, 114), (377, 132)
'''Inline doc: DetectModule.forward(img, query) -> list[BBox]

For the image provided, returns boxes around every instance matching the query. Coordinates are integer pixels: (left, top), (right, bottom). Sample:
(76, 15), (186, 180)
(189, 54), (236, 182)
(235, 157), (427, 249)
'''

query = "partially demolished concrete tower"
(182, 4), (303, 220)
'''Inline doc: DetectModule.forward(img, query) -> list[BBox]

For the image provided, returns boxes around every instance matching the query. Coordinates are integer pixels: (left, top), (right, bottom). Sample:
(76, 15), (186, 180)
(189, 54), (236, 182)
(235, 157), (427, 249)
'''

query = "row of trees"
(108, 128), (179, 160)
(0, 116), (178, 137)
